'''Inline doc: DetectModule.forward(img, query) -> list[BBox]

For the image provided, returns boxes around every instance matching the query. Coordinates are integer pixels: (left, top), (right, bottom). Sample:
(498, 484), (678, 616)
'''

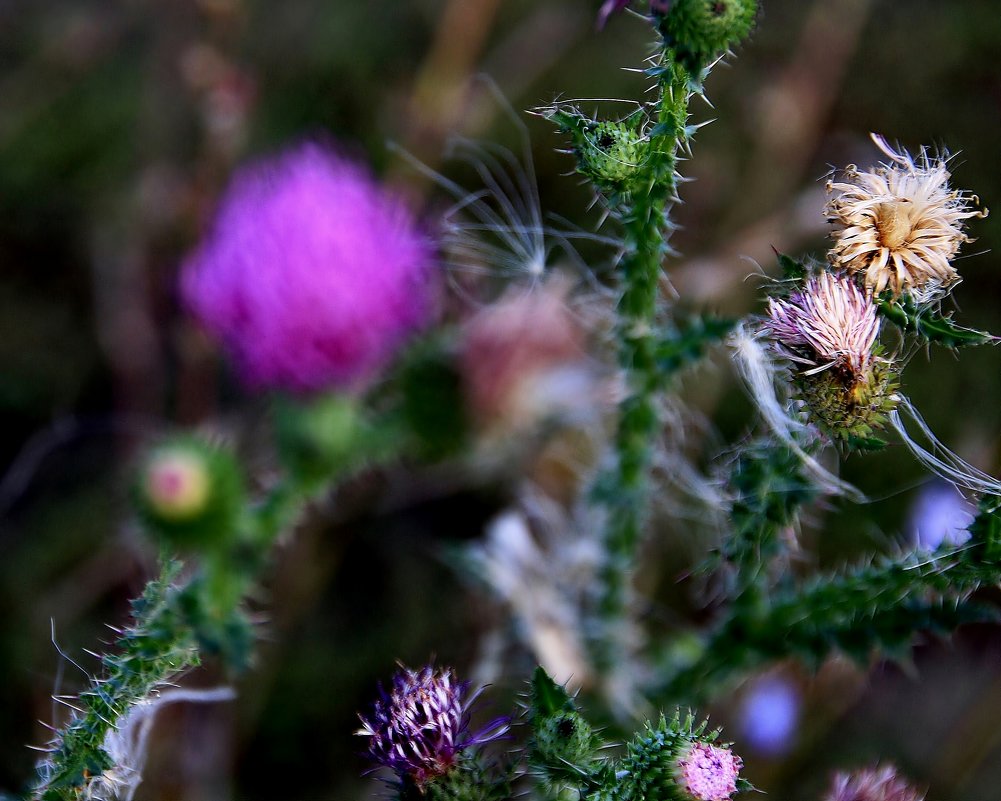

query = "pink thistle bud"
(824, 766), (925, 801)
(674, 741), (743, 801)
(143, 449), (210, 521)
(181, 142), (434, 393)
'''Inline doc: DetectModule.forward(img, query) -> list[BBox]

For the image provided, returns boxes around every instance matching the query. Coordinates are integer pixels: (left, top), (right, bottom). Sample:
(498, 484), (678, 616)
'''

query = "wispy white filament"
(891, 395), (1001, 497)
(730, 326), (864, 501)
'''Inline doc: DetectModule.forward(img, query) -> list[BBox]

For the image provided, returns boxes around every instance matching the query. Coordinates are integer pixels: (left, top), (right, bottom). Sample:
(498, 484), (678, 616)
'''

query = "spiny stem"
(593, 59), (693, 675)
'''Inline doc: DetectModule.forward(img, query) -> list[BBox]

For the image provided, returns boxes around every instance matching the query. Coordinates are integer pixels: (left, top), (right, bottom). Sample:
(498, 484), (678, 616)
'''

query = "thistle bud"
(136, 439), (242, 550)
(656, 0), (759, 72)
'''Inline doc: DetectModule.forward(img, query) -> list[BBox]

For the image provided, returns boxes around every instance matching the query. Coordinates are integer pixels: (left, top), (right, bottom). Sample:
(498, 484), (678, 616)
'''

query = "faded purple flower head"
(824, 766), (924, 801)
(182, 142), (434, 393)
(357, 665), (508, 787)
(674, 741), (743, 801)
(765, 271), (880, 377)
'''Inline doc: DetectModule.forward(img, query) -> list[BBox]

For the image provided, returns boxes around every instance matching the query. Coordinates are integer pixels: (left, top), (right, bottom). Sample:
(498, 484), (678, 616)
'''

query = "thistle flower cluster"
(826, 133), (986, 300)
(357, 665), (508, 789)
(765, 271), (897, 441)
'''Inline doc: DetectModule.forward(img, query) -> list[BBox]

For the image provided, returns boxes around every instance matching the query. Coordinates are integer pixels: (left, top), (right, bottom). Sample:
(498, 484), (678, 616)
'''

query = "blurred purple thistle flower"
(357, 665), (509, 787)
(597, 0), (671, 29)
(181, 142), (434, 393)
(824, 766), (924, 801)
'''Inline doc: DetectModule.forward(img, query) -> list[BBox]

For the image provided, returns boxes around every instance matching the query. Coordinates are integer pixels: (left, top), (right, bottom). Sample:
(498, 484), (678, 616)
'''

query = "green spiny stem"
(651, 544), (1001, 704)
(717, 439), (816, 598)
(33, 563), (198, 800)
(591, 58), (694, 674)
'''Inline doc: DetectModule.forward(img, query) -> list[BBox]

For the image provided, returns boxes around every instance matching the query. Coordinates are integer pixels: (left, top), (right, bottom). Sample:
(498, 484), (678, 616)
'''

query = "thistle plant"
(9, 1), (1001, 800)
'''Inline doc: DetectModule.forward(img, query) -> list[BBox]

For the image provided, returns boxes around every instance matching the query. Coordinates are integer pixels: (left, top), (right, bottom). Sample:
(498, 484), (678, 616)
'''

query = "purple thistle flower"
(738, 675), (800, 756)
(823, 766), (925, 801)
(765, 271), (880, 377)
(357, 665), (509, 787)
(181, 142), (434, 393)
(674, 741), (744, 801)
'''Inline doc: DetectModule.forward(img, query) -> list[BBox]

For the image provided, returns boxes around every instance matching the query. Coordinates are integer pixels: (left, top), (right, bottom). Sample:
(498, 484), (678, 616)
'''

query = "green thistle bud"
(136, 438), (243, 551)
(541, 106), (650, 204)
(273, 393), (364, 487)
(796, 354), (898, 443)
(656, 0), (758, 72)
(612, 712), (748, 801)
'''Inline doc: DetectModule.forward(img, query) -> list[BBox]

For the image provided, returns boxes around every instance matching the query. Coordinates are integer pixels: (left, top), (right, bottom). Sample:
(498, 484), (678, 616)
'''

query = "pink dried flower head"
(765, 271), (880, 377)
(357, 665), (508, 788)
(824, 766), (925, 801)
(674, 741), (743, 801)
(181, 142), (434, 393)
(826, 133), (987, 299)
(460, 278), (597, 432)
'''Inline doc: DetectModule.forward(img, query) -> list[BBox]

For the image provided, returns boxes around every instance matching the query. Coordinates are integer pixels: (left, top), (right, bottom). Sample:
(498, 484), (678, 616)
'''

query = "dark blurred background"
(2, 1), (1001, 799)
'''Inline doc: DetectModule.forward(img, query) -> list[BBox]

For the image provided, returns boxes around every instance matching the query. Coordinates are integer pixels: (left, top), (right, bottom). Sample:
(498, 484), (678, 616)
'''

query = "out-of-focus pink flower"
(182, 142), (433, 393)
(824, 766), (924, 801)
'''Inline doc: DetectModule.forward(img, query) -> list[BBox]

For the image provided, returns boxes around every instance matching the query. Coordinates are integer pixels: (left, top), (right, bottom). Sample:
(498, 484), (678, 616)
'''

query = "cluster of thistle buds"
(358, 665), (928, 801)
(762, 133), (986, 444)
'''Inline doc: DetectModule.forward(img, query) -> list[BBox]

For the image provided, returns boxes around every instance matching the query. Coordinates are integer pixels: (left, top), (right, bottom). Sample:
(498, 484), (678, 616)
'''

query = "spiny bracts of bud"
(765, 271), (898, 442)
(135, 438), (243, 549)
(357, 665), (509, 789)
(181, 141), (434, 394)
(823, 765), (925, 801)
(826, 133), (987, 300)
(542, 106), (650, 204)
(655, 0), (758, 73)
(611, 712), (748, 801)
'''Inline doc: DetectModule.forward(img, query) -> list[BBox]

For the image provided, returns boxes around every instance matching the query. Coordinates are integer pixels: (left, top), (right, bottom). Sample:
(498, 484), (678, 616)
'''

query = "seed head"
(826, 134), (986, 299)
(357, 665), (508, 788)
(181, 142), (434, 393)
(824, 765), (925, 801)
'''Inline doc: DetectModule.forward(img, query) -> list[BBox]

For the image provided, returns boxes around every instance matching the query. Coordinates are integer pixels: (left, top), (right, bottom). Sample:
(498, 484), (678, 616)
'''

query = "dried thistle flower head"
(826, 133), (987, 299)
(824, 765), (925, 801)
(765, 271), (897, 441)
(357, 665), (508, 788)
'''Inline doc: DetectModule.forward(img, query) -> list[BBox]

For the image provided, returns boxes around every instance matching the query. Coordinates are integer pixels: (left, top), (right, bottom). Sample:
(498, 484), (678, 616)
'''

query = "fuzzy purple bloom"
(824, 766), (924, 801)
(181, 142), (434, 393)
(357, 665), (509, 787)
(738, 675), (800, 756)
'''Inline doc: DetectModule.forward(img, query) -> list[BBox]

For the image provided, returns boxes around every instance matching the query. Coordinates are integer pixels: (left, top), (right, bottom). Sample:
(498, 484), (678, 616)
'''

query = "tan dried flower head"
(826, 133), (987, 299)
